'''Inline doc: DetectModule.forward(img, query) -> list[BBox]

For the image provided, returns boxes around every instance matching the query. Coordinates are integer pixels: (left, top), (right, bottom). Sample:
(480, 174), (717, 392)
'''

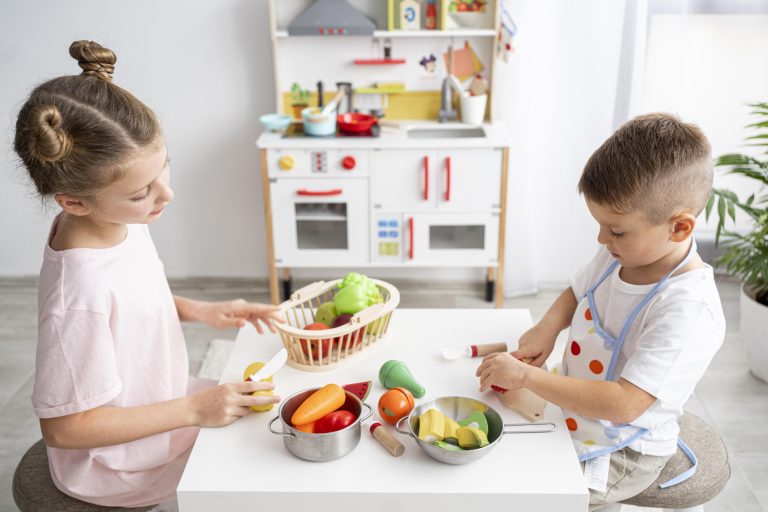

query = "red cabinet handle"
(423, 156), (429, 201)
(445, 156), (451, 201)
(296, 189), (342, 196)
(408, 217), (414, 260)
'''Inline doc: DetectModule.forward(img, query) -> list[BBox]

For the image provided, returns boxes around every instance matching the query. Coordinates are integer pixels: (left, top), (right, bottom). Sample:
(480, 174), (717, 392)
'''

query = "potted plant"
(706, 102), (768, 383)
(290, 82), (310, 120)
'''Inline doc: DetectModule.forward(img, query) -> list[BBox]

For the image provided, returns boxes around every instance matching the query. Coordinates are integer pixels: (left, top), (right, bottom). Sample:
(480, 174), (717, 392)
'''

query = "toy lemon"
(243, 361), (275, 412)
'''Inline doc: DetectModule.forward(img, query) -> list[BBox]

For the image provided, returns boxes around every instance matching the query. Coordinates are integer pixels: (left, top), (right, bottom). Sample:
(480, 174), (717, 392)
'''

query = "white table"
(177, 309), (589, 511)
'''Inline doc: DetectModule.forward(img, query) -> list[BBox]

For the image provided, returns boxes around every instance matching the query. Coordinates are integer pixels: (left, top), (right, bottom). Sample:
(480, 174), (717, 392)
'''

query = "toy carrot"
(291, 384), (346, 426)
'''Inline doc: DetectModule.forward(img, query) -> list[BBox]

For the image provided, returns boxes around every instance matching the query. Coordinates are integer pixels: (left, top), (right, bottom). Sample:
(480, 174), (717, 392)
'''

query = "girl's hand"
(187, 381), (280, 427)
(476, 352), (531, 392)
(510, 323), (558, 368)
(198, 300), (284, 333)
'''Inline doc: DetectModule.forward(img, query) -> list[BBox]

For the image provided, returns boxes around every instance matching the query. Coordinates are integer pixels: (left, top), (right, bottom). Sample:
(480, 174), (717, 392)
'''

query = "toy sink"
(407, 127), (486, 139)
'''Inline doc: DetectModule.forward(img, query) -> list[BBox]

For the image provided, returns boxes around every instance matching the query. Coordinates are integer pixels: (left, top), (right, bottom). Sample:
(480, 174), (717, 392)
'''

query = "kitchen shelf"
(273, 29), (496, 39)
(353, 58), (406, 65)
(295, 214), (348, 222)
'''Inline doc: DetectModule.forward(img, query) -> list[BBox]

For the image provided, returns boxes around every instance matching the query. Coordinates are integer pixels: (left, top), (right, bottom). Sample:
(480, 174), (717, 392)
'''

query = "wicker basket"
(276, 279), (400, 371)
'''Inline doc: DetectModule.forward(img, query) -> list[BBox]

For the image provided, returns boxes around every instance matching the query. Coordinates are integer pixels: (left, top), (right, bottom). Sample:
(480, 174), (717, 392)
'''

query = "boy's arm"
(525, 368), (656, 424)
(513, 288), (578, 367)
(477, 353), (656, 424)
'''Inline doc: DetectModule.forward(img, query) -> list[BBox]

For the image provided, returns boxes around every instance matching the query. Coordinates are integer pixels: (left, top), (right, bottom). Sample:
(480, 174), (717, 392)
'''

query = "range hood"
(288, 0), (375, 36)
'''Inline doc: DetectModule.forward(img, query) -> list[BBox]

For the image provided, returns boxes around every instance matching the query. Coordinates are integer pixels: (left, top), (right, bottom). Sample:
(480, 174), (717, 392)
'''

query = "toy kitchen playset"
(258, 0), (516, 307)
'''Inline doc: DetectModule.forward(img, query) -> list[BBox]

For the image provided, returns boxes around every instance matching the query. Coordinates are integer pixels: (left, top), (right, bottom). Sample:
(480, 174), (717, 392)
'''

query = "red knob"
(342, 156), (356, 170)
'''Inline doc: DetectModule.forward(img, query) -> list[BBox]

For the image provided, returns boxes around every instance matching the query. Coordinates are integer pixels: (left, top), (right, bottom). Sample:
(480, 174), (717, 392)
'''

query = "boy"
(476, 113), (725, 510)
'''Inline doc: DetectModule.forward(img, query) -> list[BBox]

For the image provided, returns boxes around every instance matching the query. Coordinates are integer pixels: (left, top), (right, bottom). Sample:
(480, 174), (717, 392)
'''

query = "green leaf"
(705, 194), (714, 219)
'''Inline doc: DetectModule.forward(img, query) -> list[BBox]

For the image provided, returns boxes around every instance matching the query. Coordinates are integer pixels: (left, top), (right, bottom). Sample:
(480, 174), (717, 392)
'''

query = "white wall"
(0, 0), (275, 278)
(3, 2), (763, 292)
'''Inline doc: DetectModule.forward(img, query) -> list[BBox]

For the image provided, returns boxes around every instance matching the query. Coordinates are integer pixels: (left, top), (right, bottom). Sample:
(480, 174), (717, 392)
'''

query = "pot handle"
(268, 416), (296, 437)
(502, 422), (557, 434)
(360, 403), (374, 423)
(395, 416), (411, 435)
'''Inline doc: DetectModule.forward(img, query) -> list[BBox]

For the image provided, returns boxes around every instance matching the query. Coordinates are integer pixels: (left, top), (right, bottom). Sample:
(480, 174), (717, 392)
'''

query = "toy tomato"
(314, 410), (357, 433)
(378, 387), (415, 425)
(299, 322), (331, 359)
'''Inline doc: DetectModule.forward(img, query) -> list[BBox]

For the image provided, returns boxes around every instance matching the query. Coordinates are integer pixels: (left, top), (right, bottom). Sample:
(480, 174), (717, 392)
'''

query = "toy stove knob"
(278, 155), (294, 171)
(342, 156), (356, 170)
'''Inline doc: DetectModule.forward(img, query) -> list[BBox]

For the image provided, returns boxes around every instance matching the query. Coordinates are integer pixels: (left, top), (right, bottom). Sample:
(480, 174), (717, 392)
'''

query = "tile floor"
(0, 275), (765, 511)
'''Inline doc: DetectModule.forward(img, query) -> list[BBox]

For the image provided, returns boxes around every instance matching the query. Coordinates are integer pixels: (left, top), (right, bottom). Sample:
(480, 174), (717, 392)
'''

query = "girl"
(14, 40), (282, 508)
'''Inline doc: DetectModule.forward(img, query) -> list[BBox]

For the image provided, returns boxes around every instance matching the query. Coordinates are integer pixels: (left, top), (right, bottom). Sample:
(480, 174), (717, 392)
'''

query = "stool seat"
(13, 440), (156, 512)
(620, 413), (730, 508)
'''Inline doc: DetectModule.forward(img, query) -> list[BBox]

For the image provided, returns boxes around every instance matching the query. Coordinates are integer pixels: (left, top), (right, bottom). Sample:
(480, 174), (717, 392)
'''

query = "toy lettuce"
(334, 272), (382, 314)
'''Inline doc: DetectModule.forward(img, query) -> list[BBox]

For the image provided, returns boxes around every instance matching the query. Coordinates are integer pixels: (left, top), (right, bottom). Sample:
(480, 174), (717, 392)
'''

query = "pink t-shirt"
(33, 219), (205, 507)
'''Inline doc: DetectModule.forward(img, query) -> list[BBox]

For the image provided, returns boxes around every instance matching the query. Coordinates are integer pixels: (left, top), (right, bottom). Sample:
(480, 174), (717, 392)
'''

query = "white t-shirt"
(567, 247), (725, 456)
(33, 219), (209, 507)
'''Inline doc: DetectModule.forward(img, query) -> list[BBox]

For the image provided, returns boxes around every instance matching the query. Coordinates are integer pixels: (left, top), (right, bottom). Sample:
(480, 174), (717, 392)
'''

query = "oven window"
(295, 203), (348, 250)
(429, 225), (484, 250)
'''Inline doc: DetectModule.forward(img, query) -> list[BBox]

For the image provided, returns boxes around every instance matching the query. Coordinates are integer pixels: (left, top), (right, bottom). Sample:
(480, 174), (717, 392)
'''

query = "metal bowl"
(268, 388), (372, 462)
(395, 396), (556, 464)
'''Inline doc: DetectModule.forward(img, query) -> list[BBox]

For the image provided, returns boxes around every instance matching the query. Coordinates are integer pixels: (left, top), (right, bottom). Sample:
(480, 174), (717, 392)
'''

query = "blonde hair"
(578, 113), (713, 224)
(14, 40), (162, 197)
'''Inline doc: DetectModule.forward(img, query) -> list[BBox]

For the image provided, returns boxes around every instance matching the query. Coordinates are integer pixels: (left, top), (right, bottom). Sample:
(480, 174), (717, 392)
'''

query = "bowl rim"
(404, 395), (502, 453)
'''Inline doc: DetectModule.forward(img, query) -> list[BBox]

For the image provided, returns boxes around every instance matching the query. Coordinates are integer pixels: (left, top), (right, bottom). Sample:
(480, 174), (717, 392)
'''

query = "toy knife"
(248, 348), (287, 382)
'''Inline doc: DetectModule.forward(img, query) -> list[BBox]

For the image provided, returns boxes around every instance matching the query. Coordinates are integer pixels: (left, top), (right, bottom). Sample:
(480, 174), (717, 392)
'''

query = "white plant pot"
(740, 284), (768, 383)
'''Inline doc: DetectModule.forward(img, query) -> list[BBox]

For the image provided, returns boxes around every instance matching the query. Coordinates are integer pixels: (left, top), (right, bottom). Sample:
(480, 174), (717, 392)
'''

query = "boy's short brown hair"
(578, 113), (713, 224)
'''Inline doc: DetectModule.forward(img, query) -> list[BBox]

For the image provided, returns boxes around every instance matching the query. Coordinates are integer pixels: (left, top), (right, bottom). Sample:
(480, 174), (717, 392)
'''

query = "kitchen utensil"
(248, 348), (287, 382)
(335, 81), (353, 113)
(337, 112), (377, 134)
(268, 388), (373, 462)
(317, 80), (324, 108)
(301, 107), (336, 136)
(259, 113), (292, 132)
(448, 74), (469, 98)
(320, 89), (346, 116)
(500, 387), (547, 422)
(460, 93), (487, 125)
(439, 342), (507, 360)
(395, 396), (556, 465)
(370, 422), (405, 456)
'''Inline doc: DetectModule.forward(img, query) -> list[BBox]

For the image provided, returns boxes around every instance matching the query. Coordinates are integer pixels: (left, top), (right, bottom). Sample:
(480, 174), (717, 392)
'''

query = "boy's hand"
(511, 323), (558, 368)
(476, 352), (531, 392)
(197, 300), (284, 333)
(187, 381), (280, 427)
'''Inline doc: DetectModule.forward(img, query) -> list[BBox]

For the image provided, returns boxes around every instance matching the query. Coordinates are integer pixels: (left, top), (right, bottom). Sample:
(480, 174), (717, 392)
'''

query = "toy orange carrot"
(291, 384), (346, 426)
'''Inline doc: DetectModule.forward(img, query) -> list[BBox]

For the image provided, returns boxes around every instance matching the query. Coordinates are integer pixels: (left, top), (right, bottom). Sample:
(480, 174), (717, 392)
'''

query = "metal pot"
(268, 388), (373, 462)
(395, 396), (556, 464)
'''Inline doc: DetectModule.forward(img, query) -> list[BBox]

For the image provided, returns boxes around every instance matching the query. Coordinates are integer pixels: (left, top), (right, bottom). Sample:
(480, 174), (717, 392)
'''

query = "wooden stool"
(619, 413), (731, 511)
(12, 440), (156, 512)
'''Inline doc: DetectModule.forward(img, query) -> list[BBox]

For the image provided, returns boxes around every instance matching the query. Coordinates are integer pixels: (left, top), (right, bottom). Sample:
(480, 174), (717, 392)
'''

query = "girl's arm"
(173, 295), (283, 333)
(39, 380), (277, 449)
(477, 353), (656, 424)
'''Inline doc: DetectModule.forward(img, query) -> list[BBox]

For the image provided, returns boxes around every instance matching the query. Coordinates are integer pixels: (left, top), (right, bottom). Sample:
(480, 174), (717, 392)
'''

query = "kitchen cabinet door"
(435, 149), (502, 211)
(371, 149), (438, 211)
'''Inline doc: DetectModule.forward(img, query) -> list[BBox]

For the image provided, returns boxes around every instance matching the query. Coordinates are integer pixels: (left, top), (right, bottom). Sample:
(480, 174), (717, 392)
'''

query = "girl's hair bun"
(69, 40), (116, 82)
(31, 105), (72, 163)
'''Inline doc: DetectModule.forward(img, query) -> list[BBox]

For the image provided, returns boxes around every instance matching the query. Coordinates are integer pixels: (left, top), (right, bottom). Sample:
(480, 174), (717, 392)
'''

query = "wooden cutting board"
(499, 386), (547, 422)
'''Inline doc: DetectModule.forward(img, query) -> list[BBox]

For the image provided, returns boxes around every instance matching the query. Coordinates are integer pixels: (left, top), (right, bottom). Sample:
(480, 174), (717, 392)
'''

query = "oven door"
(270, 178), (369, 266)
(408, 212), (499, 265)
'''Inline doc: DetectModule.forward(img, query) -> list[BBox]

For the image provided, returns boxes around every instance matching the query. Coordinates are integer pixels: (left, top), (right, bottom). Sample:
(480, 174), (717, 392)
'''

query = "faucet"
(439, 44), (457, 123)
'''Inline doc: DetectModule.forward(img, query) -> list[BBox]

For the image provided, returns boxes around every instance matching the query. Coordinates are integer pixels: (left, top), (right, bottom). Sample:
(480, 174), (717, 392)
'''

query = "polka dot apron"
(560, 240), (699, 489)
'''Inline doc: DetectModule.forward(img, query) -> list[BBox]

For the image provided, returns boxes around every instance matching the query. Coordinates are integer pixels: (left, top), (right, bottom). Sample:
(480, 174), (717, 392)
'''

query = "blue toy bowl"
(301, 107), (337, 136)
(260, 113), (292, 132)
